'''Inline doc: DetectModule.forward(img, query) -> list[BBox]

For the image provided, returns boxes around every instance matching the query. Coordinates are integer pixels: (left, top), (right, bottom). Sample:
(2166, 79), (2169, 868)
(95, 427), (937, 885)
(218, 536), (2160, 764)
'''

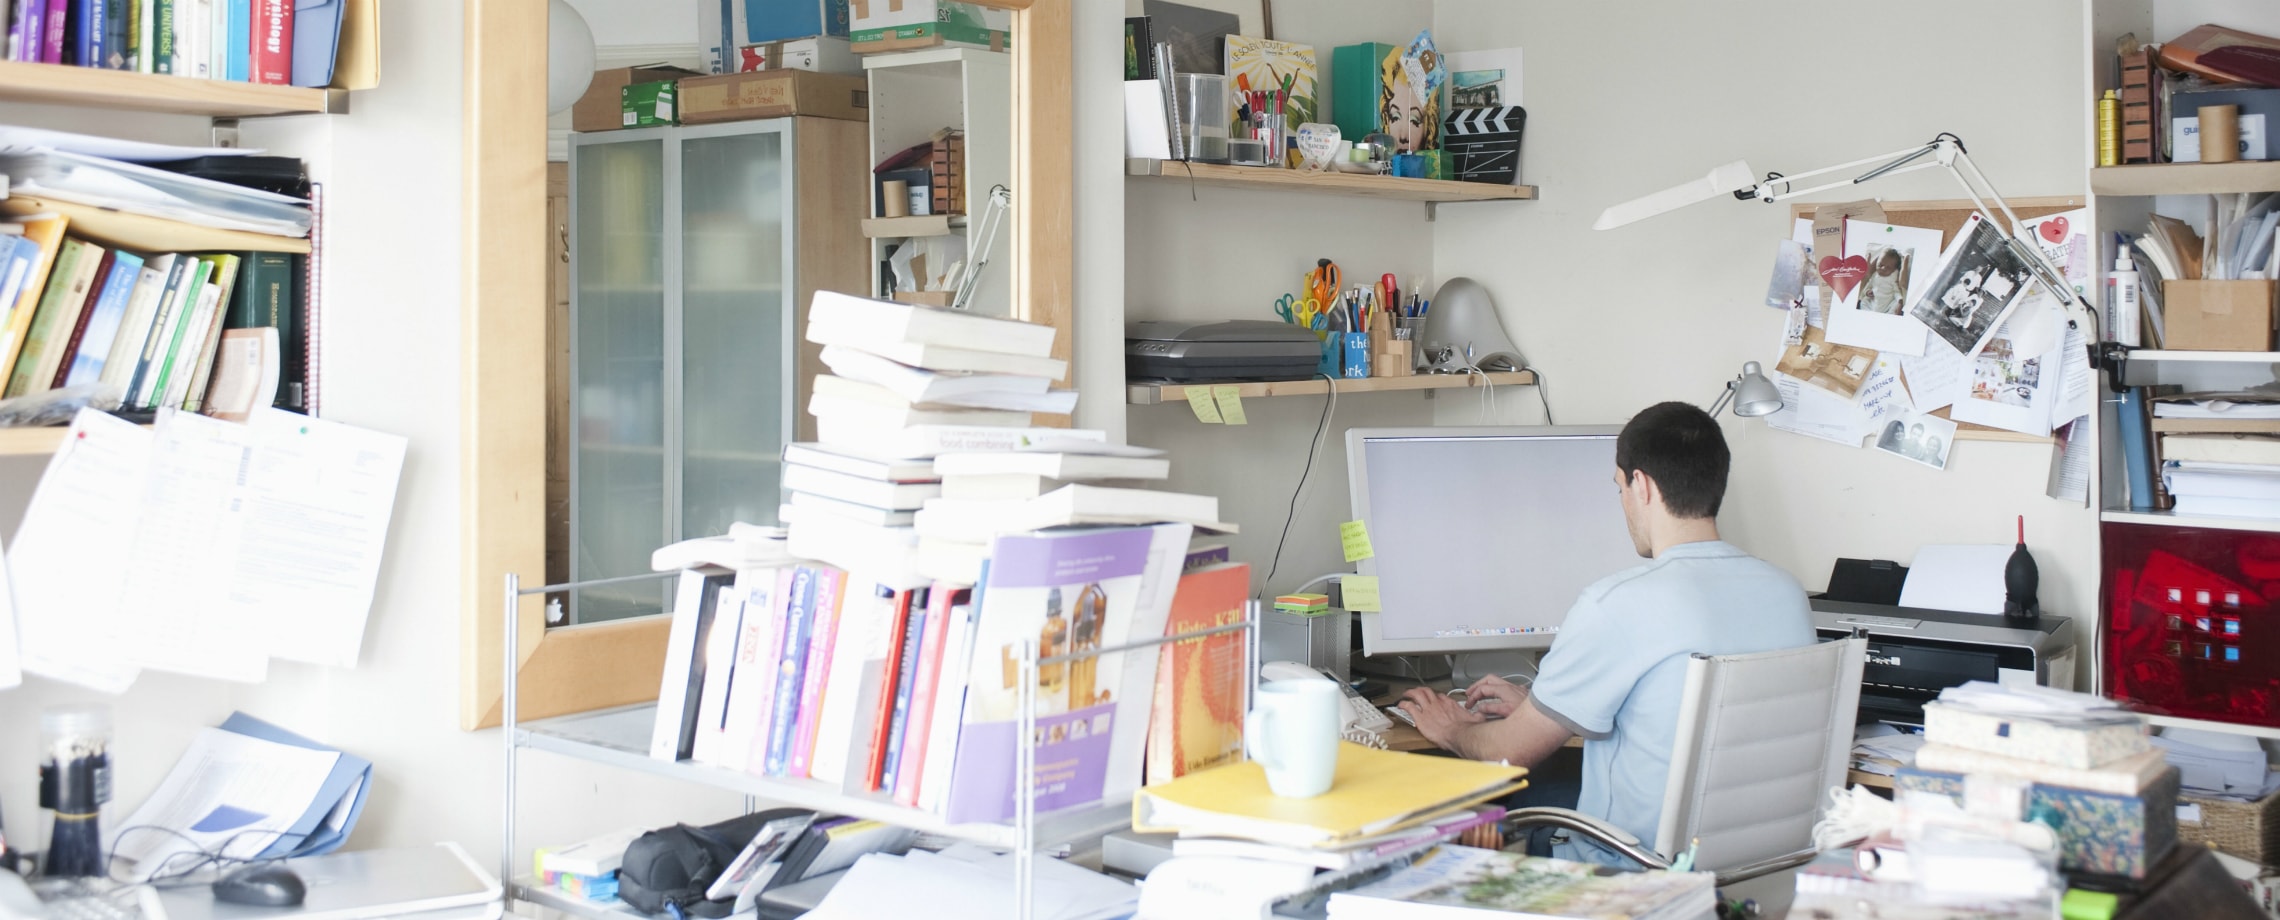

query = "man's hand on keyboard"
(1459, 675), (1528, 719)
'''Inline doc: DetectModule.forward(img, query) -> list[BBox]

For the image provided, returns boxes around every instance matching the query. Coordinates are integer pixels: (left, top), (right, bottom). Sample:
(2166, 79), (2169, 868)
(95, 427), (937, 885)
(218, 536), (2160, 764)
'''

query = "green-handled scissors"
(1274, 293), (1305, 325)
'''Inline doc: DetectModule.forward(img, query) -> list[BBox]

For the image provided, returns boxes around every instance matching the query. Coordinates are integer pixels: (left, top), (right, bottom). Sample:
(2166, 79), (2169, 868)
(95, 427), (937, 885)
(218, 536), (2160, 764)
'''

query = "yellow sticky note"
(1186, 387), (1223, 423)
(1340, 520), (1375, 562)
(1342, 575), (1383, 612)
(1212, 386), (1248, 425)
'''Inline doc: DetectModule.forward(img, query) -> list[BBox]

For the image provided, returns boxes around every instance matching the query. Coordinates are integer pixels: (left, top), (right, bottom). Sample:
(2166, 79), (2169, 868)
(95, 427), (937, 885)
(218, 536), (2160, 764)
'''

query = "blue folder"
(289, 0), (344, 88)
(218, 712), (372, 859)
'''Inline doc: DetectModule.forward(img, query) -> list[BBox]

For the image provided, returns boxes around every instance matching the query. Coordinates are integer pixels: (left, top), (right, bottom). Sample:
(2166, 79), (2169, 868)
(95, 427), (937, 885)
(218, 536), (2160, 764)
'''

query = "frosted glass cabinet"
(569, 117), (867, 623)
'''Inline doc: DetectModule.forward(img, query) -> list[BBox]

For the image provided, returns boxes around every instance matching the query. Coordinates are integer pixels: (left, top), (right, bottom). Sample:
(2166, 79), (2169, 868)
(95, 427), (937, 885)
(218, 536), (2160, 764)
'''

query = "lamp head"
(1593, 160), (1760, 230)
(1732, 361), (1783, 417)
(547, 0), (598, 115)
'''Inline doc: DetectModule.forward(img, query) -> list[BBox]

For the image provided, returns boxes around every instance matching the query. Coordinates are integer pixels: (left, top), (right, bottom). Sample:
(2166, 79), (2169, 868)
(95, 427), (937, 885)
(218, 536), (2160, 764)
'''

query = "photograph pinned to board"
(2021, 209), (2092, 297)
(1905, 214), (2038, 358)
(1775, 324), (1879, 400)
(1766, 240), (1811, 310)
(1949, 323), (2064, 438)
(1874, 411), (1958, 471)
(1827, 220), (1943, 355)
(1783, 301), (1809, 346)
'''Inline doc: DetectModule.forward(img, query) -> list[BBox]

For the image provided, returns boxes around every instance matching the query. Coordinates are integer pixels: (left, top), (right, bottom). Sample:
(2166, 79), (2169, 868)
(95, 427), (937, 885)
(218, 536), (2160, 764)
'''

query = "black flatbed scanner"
(1126, 320), (1321, 382)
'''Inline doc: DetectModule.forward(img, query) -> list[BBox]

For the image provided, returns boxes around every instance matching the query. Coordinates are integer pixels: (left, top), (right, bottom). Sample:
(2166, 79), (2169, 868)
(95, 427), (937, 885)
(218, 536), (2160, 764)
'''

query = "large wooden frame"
(459, 0), (1072, 729)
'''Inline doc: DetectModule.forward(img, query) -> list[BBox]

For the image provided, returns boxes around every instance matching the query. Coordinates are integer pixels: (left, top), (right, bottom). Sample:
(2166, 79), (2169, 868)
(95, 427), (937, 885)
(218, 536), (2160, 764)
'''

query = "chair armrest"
(1499, 807), (1671, 871)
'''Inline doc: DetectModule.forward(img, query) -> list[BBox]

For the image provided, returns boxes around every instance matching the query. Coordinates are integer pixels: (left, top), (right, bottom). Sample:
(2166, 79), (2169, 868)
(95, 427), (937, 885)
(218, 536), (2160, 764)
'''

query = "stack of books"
(2159, 433), (2280, 518)
(1896, 681), (2176, 880)
(1130, 744), (1539, 909)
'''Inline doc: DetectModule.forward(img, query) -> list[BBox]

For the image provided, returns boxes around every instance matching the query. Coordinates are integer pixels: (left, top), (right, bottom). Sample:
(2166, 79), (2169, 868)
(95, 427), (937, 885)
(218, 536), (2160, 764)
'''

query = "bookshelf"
(1127, 371), (1536, 405)
(0, 60), (346, 117)
(2100, 509), (2280, 535)
(2088, 161), (2280, 197)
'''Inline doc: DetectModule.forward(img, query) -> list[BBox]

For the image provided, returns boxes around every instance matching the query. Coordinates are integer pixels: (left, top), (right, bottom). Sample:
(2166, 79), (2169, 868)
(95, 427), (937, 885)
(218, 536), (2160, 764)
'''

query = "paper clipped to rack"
(11, 408), (407, 692)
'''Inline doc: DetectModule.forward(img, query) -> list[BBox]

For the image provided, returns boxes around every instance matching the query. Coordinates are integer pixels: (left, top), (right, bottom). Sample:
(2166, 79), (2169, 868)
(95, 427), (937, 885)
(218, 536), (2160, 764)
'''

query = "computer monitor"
(1345, 426), (1645, 658)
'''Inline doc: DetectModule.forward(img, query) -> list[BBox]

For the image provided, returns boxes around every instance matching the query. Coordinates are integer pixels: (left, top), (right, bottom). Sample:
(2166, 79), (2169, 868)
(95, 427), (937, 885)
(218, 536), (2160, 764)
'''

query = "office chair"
(1504, 634), (1868, 885)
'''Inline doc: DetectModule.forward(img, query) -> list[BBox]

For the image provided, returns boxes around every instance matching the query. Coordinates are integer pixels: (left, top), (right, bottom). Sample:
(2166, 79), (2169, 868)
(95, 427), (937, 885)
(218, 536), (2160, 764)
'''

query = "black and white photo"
(1905, 215), (2036, 358)
(1873, 411), (1958, 471)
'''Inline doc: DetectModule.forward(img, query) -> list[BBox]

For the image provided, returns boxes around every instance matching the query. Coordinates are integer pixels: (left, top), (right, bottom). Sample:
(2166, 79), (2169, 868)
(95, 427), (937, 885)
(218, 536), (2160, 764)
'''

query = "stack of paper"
(2152, 727), (2276, 800)
(1325, 846), (1714, 920)
(805, 846), (1136, 920)
(0, 135), (310, 237)
(1851, 723), (1926, 777)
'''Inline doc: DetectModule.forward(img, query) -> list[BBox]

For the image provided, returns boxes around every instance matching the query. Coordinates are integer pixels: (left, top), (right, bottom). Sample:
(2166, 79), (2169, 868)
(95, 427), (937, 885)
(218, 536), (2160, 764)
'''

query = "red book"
(892, 585), (966, 806)
(48, 248), (113, 390)
(862, 587), (921, 792)
(250, 0), (291, 84)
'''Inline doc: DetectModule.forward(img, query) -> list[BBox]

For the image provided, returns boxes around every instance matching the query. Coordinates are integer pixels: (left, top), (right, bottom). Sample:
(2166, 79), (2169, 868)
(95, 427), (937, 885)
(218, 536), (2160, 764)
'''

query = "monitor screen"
(1346, 426), (1646, 656)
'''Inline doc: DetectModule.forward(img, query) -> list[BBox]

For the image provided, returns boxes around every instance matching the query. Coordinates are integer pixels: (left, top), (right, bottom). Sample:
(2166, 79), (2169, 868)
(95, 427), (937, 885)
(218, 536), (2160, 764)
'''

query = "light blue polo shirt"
(1526, 540), (1815, 866)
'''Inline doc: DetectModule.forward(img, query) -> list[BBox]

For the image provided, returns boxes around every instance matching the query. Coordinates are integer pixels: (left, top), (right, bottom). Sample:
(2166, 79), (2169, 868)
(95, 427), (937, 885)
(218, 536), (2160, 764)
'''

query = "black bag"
(617, 808), (809, 918)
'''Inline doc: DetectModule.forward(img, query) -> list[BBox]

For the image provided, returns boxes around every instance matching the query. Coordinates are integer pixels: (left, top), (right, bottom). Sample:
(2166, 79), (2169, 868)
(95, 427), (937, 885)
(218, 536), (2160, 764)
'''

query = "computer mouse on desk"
(213, 863), (307, 907)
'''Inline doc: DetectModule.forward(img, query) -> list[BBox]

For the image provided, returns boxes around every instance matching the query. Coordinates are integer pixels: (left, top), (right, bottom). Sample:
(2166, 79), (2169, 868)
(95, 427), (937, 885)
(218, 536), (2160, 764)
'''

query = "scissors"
(1274, 293), (1305, 325)
(1305, 259), (1342, 308)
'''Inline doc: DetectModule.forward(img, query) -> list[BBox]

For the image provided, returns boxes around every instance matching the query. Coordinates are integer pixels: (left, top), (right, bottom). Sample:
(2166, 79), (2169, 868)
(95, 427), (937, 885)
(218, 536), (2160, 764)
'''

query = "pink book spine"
(892, 586), (957, 807)
(740, 568), (796, 775)
(786, 568), (845, 778)
(39, 0), (65, 63)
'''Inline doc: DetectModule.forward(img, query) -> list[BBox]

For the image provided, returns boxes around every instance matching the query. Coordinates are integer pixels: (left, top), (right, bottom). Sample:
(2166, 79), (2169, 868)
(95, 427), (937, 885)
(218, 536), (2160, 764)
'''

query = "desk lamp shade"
(547, 0), (598, 115)
(1420, 277), (1525, 372)
(1732, 361), (1782, 417)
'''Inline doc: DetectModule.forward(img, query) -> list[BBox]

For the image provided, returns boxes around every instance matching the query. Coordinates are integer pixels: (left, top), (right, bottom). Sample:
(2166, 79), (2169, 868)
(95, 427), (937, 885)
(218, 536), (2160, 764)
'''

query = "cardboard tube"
(881, 180), (910, 218)
(2202, 104), (2241, 163)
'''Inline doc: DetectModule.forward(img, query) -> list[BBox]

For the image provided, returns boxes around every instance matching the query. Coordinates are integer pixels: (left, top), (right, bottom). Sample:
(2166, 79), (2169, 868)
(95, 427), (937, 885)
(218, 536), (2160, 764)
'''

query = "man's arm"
(1396, 689), (1573, 767)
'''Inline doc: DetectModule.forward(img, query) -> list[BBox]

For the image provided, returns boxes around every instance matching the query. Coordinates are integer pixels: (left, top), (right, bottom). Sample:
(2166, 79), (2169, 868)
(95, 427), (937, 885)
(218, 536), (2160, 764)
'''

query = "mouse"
(212, 863), (307, 908)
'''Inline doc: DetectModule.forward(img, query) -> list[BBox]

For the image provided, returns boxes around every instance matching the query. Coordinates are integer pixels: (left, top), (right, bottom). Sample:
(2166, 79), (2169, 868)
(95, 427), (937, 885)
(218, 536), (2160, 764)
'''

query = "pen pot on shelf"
(1369, 313), (1408, 377)
(1342, 333), (1371, 378)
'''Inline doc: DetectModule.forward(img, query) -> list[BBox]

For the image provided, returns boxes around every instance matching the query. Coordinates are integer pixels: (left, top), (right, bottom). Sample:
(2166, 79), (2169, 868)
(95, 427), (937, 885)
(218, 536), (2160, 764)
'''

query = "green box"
(850, 1), (1010, 53)
(620, 79), (679, 127)
(1332, 42), (1399, 145)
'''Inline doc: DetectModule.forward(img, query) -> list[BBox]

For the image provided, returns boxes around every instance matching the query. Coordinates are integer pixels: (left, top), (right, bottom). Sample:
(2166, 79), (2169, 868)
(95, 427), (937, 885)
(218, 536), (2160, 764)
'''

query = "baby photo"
(1857, 244), (1913, 315)
(1874, 411), (1958, 471)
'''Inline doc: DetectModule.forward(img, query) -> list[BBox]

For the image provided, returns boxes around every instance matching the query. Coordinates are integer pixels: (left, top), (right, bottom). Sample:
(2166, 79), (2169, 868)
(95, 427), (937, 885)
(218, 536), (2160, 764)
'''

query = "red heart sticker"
(2039, 215), (2069, 244)
(1818, 255), (1869, 302)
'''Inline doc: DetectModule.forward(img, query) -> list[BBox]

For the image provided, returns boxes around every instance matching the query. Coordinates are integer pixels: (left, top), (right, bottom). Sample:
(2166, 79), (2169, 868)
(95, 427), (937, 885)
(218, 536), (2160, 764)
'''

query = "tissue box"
(1897, 765), (2180, 879)
(1920, 701), (2150, 770)
(2164, 280), (2277, 351)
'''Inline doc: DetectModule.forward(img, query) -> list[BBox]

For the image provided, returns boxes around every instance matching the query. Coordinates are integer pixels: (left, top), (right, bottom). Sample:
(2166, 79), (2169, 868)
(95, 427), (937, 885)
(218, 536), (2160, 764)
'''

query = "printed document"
(114, 727), (340, 881)
(11, 411), (151, 693)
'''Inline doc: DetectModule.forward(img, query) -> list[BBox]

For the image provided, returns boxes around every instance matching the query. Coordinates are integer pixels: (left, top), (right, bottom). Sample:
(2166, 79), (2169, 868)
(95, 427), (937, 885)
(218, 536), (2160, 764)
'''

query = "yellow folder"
(1131, 743), (1527, 848)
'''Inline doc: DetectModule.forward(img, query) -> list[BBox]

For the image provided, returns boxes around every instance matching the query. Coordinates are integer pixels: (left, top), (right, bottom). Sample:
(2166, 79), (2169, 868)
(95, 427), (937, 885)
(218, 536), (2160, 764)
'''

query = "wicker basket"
(2180, 788), (2280, 865)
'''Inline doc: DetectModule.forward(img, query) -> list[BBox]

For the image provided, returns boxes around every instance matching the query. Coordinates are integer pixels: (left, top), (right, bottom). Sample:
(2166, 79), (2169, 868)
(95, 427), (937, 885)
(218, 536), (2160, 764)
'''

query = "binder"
(2118, 387), (2159, 511)
(219, 712), (373, 858)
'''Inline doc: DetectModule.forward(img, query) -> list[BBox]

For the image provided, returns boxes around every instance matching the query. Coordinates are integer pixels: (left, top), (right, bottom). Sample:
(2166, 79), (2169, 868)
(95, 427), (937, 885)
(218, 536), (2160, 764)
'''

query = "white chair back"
(1654, 636), (1866, 872)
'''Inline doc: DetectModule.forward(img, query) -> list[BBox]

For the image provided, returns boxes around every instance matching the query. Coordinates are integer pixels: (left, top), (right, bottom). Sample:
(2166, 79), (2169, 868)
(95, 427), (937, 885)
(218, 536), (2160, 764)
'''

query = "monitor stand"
(1348, 649), (1547, 689)
(1448, 649), (1542, 689)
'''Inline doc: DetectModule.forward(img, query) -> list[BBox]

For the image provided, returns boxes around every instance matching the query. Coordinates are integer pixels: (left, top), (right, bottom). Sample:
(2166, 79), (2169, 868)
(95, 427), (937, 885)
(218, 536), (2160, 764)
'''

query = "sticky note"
(1342, 575), (1382, 612)
(1212, 386), (1247, 425)
(2060, 889), (2118, 920)
(1186, 387), (1223, 423)
(1340, 520), (1374, 562)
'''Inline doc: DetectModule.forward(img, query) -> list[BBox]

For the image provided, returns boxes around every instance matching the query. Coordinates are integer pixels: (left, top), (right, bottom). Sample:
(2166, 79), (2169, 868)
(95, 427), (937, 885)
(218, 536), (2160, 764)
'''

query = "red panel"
(2103, 521), (2280, 728)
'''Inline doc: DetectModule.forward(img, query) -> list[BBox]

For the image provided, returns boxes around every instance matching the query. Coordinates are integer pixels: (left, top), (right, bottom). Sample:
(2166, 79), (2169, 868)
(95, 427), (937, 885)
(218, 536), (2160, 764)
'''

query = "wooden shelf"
(1126, 158), (1537, 204)
(0, 60), (345, 116)
(2103, 509), (2280, 533)
(1128, 371), (1536, 405)
(2121, 349), (2280, 363)
(2150, 418), (2280, 433)
(860, 214), (963, 238)
(0, 423), (162, 456)
(2090, 162), (2280, 197)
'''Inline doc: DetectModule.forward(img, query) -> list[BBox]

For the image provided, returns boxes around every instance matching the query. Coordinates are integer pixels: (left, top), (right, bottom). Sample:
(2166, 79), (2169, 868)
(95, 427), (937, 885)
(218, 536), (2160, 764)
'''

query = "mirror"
(460, 0), (1071, 729)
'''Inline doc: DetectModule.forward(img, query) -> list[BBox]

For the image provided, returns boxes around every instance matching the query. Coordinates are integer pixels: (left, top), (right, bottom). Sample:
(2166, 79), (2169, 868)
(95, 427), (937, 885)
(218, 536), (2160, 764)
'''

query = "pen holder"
(1394, 317), (1423, 341)
(1318, 332), (1341, 377)
(1373, 340), (1413, 378)
(1342, 333), (1371, 378)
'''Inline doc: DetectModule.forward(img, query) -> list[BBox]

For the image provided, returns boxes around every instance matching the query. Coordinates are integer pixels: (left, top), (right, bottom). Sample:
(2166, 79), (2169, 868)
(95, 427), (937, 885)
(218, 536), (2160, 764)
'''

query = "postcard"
(1906, 214), (2038, 358)
(1949, 325), (2061, 437)
(1873, 411), (1958, 471)
(1827, 220), (1941, 355)
(1767, 240), (1811, 310)
(1776, 324), (1879, 400)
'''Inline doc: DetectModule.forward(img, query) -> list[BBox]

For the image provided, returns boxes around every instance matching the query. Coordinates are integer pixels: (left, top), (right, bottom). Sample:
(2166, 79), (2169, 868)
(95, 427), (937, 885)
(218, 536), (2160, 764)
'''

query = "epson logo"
(1868, 653), (1901, 667)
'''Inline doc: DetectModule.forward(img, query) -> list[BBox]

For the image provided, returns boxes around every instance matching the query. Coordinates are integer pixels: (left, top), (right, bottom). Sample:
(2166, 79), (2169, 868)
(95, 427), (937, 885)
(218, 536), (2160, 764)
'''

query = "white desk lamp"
(1709, 361), (1783, 418)
(1594, 133), (2099, 342)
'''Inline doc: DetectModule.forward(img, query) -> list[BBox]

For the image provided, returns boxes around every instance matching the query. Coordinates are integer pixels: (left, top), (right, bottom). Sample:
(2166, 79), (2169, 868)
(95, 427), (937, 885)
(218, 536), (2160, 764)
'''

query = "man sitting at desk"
(1395, 401), (1814, 864)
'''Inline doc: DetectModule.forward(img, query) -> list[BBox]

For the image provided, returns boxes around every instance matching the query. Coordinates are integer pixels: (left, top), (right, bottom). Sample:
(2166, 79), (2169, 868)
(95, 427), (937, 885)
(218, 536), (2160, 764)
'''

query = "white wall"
(1117, 0), (1440, 599)
(565, 0), (699, 49)
(1427, 0), (2098, 650)
(0, 0), (740, 872)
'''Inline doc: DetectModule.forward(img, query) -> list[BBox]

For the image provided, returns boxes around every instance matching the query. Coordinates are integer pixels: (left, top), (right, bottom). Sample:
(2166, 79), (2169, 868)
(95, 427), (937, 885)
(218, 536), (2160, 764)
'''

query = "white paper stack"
(2152, 726), (2275, 800)
(805, 847), (1136, 920)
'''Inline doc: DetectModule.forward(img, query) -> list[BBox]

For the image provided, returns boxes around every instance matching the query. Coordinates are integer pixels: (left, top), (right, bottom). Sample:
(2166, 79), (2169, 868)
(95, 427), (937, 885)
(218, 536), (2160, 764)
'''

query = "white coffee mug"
(1246, 678), (1341, 798)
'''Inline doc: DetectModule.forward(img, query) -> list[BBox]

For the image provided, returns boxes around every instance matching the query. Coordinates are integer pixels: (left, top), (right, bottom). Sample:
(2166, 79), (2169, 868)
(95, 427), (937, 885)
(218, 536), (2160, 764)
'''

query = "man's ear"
(1628, 469), (1662, 508)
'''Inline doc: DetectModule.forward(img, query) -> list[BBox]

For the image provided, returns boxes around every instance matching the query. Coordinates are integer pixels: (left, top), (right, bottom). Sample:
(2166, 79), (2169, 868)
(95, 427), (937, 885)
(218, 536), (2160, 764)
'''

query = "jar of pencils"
(38, 704), (111, 878)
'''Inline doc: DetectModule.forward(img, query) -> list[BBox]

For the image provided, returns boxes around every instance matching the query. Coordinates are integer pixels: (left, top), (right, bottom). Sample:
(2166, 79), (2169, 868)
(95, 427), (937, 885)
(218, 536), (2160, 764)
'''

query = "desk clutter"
(2099, 25), (2280, 166)
(1122, 21), (1523, 186)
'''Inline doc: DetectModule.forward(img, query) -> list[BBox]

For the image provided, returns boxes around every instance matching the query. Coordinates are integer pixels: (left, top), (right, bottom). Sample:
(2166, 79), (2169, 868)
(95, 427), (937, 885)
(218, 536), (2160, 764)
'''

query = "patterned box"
(1920, 701), (2151, 770)
(1896, 766), (2180, 879)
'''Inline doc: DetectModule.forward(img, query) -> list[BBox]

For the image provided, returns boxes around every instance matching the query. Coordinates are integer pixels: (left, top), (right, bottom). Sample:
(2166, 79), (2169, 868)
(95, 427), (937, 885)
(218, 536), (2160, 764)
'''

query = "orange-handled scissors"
(1305, 259), (1341, 308)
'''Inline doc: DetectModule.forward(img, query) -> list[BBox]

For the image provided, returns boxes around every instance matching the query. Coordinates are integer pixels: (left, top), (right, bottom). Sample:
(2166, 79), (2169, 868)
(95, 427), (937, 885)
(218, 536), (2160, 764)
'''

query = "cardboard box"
(746, 0), (850, 43)
(573, 64), (702, 133)
(1897, 766), (2181, 879)
(677, 70), (870, 125)
(2165, 280), (2277, 351)
(850, 0), (1010, 53)
(893, 291), (955, 307)
(621, 80), (678, 128)
(736, 36), (860, 75)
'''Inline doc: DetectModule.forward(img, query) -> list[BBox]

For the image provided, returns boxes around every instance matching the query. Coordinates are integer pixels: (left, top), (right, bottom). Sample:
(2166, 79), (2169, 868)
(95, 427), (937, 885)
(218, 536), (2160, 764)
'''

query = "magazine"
(1325, 846), (1712, 920)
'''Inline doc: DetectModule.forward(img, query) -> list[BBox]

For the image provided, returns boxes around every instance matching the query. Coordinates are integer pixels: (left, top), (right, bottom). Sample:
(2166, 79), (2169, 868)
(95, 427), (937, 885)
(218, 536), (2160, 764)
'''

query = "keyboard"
(30, 879), (167, 920)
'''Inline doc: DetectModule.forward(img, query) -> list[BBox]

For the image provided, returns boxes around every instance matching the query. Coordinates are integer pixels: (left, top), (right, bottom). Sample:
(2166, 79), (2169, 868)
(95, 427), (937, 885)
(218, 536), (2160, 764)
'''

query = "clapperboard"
(1441, 107), (1527, 184)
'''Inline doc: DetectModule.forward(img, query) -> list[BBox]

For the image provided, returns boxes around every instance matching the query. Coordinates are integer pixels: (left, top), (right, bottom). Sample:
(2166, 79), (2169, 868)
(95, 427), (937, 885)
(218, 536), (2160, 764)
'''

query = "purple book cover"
(942, 526), (1181, 824)
(761, 566), (817, 777)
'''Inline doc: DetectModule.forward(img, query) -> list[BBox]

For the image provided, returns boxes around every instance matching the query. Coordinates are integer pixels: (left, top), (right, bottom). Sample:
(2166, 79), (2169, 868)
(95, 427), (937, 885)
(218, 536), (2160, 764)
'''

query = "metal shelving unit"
(501, 569), (1259, 920)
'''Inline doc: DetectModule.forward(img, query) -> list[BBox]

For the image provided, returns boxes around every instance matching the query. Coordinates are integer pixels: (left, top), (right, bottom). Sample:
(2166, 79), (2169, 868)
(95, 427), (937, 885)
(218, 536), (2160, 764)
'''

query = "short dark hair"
(1615, 401), (1730, 520)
